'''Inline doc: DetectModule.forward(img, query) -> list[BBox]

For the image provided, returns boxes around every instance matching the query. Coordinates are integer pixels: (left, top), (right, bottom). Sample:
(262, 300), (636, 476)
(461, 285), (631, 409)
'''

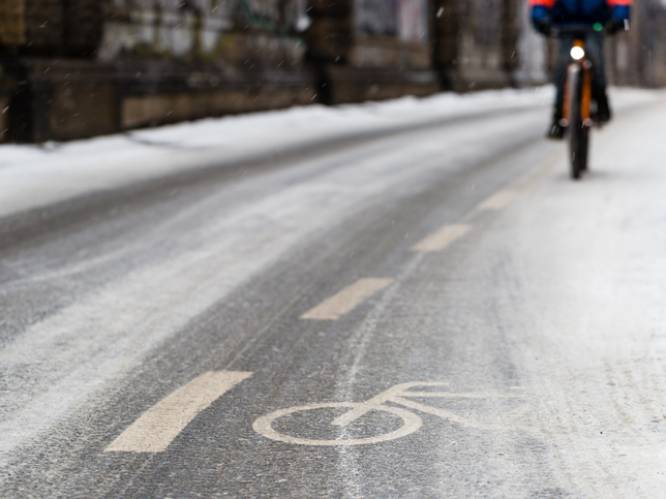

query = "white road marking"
(253, 382), (529, 447)
(301, 278), (394, 321)
(106, 371), (252, 453)
(253, 402), (422, 446)
(412, 224), (471, 253)
(475, 150), (564, 216)
(478, 190), (518, 211)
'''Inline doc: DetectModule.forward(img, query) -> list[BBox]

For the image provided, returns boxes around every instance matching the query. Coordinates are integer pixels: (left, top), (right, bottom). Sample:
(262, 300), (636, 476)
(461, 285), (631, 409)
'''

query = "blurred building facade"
(0, 0), (314, 141)
(307, 0), (438, 103)
(433, 0), (517, 90)
(0, 0), (664, 142)
(607, 0), (666, 86)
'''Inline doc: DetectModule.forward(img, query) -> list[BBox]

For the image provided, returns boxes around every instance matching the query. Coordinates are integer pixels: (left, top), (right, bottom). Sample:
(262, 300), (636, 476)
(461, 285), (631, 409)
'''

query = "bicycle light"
(570, 46), (586, 61)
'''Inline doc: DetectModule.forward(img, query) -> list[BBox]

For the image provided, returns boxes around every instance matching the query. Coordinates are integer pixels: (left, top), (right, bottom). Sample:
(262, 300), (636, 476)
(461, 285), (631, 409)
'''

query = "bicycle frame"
(331, 382), (515, 429)
(555, 25), (600, 179)
(562, 39), (593, 129)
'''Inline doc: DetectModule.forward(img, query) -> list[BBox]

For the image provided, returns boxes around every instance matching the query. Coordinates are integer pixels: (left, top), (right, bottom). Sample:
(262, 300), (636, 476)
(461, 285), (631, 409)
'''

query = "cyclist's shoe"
(547, 120), (565, 140)
(593, 95), (613, 124)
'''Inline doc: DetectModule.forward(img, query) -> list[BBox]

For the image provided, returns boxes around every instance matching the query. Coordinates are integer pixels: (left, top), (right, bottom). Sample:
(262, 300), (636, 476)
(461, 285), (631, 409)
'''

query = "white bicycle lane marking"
(253, 382), (529, 447)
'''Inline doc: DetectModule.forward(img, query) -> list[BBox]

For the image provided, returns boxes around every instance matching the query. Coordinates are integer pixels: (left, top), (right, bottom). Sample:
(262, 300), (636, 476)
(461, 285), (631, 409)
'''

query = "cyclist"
(529, 0), (632, 139)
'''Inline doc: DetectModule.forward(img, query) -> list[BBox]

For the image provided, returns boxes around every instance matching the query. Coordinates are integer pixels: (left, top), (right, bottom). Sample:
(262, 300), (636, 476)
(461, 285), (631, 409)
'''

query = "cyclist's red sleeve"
(529, 0), (555, 5)
(607, 0), (632, 4)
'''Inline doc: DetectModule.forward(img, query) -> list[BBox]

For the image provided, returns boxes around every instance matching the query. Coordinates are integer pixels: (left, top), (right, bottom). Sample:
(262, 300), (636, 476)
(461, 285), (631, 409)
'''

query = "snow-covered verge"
(0, 87), (661, 219)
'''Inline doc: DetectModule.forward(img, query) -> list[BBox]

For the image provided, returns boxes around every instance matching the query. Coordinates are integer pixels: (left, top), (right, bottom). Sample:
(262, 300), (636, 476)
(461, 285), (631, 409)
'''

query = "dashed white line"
(301, 278), (394, 321)
(412, 224), (471, 253)
(478, 189), (518, 211)
(106, 371), (253, 453)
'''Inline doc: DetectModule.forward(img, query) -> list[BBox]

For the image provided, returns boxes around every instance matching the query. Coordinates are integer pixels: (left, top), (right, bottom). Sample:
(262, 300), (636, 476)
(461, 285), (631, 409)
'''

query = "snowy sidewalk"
(0, 87), (660, 220)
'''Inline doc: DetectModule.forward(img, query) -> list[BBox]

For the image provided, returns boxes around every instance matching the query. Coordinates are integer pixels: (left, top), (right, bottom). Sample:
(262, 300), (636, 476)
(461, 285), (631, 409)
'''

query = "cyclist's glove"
(608, 4), (631, 35)
(607, 19), (628, 35)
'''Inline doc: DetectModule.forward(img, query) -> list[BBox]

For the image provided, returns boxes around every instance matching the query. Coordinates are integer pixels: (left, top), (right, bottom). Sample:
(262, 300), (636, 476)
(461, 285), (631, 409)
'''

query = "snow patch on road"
(0, 88), (556, 219)
(1, 86), (661, 220)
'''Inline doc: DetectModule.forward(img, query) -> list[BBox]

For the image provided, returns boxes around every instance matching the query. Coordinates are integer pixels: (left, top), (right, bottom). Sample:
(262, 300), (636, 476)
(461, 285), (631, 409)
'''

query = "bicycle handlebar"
(551, 24), (607, 37)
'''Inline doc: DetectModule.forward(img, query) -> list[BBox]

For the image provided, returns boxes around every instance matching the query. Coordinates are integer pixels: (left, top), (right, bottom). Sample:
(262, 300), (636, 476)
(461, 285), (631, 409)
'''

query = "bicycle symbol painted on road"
(253, 382), (528, 446)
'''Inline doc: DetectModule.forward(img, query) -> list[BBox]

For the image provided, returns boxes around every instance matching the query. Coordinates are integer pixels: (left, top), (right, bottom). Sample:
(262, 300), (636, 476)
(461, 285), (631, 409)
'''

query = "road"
(1, 92), (666, 498)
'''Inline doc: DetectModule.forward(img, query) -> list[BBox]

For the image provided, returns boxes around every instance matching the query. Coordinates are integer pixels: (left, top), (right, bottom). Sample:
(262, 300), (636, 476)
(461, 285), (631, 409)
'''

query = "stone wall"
(97, 1), (306, 65)
(93, 0), (315, 133)
(0, 0), (104, 55)
(307, 0), (438, 104)
(0, 73), (12, 141)
(1, 0), (664, 143)
(0, 0), (316, 141)
(0, 0), (308, 59)
(513, 0), (548, 85)
(0, 0), (63, 53)
(607, 0), (666, 87)
(432, 0), (521, 91)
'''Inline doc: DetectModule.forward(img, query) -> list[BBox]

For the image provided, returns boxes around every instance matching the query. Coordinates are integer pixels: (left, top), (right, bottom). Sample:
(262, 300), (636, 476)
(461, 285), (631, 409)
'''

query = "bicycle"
(556, 25), (605, 180)
(253, 382), (528, 447)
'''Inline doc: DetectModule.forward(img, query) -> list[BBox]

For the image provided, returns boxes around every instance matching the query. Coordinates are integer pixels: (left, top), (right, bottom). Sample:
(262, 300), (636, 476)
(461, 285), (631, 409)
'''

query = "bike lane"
(0, 116), (559, 498)
(117, 97), (666, 497)
(5, 94), (666, 498)
(117, 149), (561, 497)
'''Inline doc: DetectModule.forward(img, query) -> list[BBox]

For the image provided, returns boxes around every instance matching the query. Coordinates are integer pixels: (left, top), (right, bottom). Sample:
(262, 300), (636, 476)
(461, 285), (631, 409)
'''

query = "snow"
(0, 87), (661, 219)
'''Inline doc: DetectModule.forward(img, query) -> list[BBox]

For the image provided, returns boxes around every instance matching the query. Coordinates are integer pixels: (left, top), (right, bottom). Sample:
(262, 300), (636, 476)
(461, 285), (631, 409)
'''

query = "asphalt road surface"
(2, 93), (666, 498)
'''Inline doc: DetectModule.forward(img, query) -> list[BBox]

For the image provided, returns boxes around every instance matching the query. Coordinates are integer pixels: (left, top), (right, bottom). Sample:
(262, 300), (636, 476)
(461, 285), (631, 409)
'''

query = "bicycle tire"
(567, 65), (589, 180)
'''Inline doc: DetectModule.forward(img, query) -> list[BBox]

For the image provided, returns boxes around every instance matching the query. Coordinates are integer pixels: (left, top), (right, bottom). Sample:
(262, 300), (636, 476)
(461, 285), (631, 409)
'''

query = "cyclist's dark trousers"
(554, 33), (607, 118)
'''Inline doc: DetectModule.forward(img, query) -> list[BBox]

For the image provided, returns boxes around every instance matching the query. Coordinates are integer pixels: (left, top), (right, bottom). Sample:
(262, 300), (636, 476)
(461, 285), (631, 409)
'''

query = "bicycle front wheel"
(253, 402), (422, 446)
(567, 64), (589, 180)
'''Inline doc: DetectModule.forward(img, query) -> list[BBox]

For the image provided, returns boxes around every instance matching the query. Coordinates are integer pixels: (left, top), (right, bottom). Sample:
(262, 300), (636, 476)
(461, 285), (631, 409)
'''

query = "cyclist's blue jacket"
(530, 0), (632, 26)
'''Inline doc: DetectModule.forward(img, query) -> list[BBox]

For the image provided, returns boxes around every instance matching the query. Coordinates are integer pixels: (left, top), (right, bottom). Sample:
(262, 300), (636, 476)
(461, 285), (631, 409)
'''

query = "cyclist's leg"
(549, 35), (571, 139)
(585, 33), (611, 122)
